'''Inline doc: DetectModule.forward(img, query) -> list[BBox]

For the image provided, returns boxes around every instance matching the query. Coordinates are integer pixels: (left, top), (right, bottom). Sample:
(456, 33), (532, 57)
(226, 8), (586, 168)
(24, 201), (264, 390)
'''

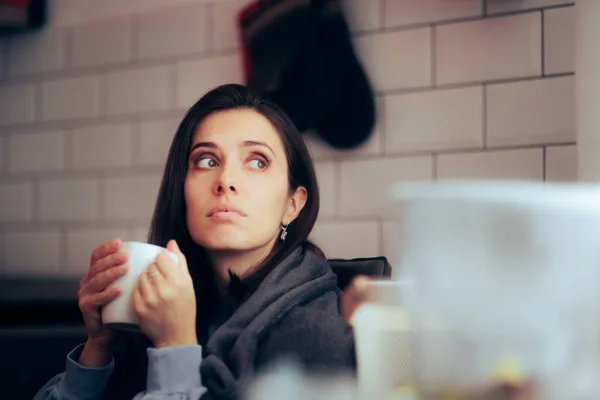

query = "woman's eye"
(197, 157), (217, 168)
(248, 158), (267, 170)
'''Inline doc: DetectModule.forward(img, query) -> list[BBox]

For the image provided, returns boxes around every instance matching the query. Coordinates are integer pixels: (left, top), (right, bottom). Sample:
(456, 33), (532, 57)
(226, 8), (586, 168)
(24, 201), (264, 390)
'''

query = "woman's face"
(184, 109), (307, 254)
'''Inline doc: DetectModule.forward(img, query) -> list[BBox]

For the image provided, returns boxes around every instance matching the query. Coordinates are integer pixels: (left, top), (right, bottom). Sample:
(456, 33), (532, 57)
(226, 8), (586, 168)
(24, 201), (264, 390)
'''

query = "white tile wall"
(339, 156), (433, 217)
(487, 0), (572, 15)
(103, 174), (162, 220)
(354, 28), (431, 91)
(71, 123), (134, 170)
(7, 29), (64, 77)
(0, 39), (5, 79)
(0, 83), (35, 126)
(8, 131), (65, 172)
(311, 221), (381, 259)
(0, 232), (5, 274)
(137, 118), (179, 166)
(546, 145), (576, 182)
(544, 6), (575, 75)
(38, 178), (99, 221)
(6, 230), (61, 275)
(0, 135), (5, 171)
(436, 13), (542, 84)
(342, 0), (382, 32)
(213, 0), (252, 50)
(70, 17), (131, 68)
(385, 86), (484, 153)
(382, 221), (402, 271)
(135, 3), (209, 60)
(41, 76), (100, 121)
(487, 76), (575, 147)
(176, 54), (244, 108)
(0, 183), (32, 222)
(437, 148), (544, 180)
(131, 226), (150, 242)
(0, 1), (578, 275)
(106, 65), (171, 115)
(304, 127), (381, 161)
(65, 227), (130, 275)
(385, 0), (482, 28)
(314, 162), (337, 218)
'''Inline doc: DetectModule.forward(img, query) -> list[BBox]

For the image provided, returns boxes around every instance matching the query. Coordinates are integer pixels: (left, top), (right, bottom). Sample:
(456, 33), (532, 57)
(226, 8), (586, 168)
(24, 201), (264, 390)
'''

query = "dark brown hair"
(147, 84), (322, 330)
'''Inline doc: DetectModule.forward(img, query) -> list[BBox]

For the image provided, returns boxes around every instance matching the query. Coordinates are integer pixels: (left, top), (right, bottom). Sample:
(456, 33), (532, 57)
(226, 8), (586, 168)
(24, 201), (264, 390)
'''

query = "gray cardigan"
(34, 245), (355, 400)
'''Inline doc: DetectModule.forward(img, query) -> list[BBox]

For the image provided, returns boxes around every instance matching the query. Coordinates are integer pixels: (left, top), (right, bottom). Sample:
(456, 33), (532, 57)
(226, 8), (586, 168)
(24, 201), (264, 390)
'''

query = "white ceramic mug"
(101, 241), (179, 332)
(385, 180), (600, 399)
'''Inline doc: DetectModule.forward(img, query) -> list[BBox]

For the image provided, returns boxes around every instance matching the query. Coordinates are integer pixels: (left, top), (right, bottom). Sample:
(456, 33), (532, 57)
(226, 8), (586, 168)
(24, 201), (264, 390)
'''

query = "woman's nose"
(214, 166), (238, 194)
(217, 184), (236, 193)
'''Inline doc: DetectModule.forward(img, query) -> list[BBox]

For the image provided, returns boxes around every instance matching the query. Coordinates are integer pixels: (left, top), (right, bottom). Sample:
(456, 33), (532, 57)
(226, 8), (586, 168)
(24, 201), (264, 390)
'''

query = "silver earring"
(280, 224), (288, 241)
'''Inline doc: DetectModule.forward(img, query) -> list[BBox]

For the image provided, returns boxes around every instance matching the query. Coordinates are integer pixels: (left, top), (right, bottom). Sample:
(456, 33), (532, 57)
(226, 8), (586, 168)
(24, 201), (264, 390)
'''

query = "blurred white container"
(352, 280), (410, 400)
(383, 180), (600, 399)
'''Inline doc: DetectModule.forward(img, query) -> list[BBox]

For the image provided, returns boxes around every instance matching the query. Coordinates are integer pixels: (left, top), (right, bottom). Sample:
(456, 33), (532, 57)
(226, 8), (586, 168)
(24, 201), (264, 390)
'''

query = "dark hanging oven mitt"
(238, 0), (335, 132)
(312, 0), (376, 149)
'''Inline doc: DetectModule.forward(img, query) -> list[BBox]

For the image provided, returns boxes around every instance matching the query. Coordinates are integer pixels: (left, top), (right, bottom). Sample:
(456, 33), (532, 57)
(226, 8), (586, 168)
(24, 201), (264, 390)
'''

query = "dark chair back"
(328, 256), (392, 291)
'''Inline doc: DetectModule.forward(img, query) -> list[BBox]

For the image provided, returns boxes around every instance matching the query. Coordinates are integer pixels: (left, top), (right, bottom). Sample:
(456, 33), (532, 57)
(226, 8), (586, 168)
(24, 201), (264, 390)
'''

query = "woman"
(34, 84), (355, 400)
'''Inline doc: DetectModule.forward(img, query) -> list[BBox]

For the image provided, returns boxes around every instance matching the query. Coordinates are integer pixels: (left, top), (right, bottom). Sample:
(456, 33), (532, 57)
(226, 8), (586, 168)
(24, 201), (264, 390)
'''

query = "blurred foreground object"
(384, 180), (600, 399)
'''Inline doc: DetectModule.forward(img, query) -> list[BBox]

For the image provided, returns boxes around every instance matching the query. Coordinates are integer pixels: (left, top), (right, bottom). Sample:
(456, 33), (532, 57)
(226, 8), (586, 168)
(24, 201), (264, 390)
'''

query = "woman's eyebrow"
(190, 141), (217, 153)
(242, 140), (276, 157)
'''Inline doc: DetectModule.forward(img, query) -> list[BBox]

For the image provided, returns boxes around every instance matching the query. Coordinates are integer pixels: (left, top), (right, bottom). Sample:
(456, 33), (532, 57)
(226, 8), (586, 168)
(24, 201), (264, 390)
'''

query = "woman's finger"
(90, 287), (122, 308)
(80, 286), (122, 313)
(84, 263), (129, 294)
(90, 238), (122, 266)
(138, 265), (160, 305)
(132, 286), (146, 316)
(87, 251), (129, 282)
(166, 240), (189, 273)
(155, 251), (181, 280)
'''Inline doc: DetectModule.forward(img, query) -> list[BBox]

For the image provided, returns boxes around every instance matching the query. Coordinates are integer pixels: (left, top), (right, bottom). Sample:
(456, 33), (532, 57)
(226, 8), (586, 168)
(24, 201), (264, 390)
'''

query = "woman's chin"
(195, 232), (250, 252)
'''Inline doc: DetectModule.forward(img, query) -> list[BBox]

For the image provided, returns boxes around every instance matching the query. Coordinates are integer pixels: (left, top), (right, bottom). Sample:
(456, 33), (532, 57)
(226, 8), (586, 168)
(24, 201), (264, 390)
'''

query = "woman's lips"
(207, 206), (246, 221)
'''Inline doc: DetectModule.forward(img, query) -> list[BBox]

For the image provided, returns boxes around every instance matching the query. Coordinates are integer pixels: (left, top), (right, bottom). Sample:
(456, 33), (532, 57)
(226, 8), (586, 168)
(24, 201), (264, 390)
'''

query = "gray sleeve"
(132, 345), (207, 400)
(33, 344), (115, 400)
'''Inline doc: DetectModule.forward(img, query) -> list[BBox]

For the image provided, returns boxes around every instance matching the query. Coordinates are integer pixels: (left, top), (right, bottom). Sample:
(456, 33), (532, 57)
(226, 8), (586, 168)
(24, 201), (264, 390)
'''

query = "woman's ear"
(283, 186), (308, 225)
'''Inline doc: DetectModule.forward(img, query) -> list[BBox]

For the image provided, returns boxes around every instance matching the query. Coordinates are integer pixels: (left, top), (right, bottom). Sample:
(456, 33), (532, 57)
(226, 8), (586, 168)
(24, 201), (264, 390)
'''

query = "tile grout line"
(59, 226), (68, 274)
(378, 218), (384, 258)
(63, 26), (73, 70)
(378, 95), (386, 156)
(0, 226), (6, 275)
(130, 14), (139, 64)
(64, 127), (73, 171)
(169, 64), (178, 110)
(98, 73), (108, 120)
(541, 10), (546, 76)
(378, 0), (386, 29)
(33, 82), (43, 123)
(482, 84), (487, 148)
(206, 2), (215, 53)
(542, 145), (547, 181)
(0, 39), (7, 83)
(1, 133), (8, 172)
(31, 175), (39, 223)
(431, 25), (436, 88)
(131, 119), (141, 167)
(98, 172), (106, 222)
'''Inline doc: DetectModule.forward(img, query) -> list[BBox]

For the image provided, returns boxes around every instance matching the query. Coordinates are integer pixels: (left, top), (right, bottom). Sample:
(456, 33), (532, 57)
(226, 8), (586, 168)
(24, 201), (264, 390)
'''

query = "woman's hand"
(78, 238), (129, 365)
(133, 240), (198, 348)
(342, 275), (371, 325)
